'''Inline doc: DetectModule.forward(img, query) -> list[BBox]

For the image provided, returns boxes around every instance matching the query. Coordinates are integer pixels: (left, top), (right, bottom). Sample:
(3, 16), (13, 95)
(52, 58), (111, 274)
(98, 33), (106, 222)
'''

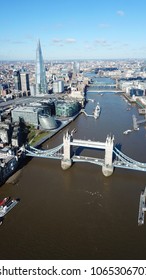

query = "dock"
(138, 187), (146, 226)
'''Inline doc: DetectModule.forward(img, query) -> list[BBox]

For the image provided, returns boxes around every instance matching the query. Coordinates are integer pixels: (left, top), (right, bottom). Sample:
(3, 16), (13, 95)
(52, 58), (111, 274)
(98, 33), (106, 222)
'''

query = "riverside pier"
(138, 187), (146, 226)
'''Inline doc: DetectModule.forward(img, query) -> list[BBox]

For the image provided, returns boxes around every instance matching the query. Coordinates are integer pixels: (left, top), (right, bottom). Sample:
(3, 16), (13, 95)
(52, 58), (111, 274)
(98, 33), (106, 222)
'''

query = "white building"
(53, 80), (64, 93)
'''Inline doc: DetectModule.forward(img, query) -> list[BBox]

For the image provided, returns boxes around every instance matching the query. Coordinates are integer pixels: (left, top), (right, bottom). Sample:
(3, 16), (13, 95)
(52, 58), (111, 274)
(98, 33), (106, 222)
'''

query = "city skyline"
(1, 0), (146, 60)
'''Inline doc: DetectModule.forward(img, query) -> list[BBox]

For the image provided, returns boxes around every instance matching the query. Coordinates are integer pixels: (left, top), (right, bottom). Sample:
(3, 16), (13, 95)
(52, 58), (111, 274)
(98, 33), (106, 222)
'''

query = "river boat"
(0, 199), (19, 217)
(123, 129), (132, 135)
(94, 103), (101, 119)
(0, 197), (10, 207)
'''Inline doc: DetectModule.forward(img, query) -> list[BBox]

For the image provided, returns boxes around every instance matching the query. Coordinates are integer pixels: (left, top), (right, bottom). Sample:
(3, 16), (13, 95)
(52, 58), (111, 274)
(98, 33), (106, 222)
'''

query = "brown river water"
(0, 85), (146, 260)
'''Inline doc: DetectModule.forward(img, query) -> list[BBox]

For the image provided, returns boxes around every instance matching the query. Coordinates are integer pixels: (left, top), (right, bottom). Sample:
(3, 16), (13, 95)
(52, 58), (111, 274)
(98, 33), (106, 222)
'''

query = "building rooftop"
(12, 106), (41, 113)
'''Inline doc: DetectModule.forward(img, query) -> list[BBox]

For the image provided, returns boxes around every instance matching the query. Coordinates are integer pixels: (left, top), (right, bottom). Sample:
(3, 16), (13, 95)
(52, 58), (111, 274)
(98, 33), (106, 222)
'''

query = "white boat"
(0, 199), (19, 217)
(94, 103), (101, 119)
(123, 129), (132, 135)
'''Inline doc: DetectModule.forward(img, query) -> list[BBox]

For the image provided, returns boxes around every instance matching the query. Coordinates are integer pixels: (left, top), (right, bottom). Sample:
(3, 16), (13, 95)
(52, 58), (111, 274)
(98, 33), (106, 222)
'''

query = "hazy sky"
(1, 0), (146, 60)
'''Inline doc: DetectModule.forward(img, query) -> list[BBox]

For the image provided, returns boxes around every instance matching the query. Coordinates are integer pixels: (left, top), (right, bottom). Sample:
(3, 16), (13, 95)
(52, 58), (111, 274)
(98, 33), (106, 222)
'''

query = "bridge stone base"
(102, 164), (114, 177)
(61, 159), (72, 170)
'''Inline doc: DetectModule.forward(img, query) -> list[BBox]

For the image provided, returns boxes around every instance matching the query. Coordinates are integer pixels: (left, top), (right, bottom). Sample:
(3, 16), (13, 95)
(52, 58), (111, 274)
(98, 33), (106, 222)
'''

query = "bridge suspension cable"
(25, 143), (64, 157)
(114, 147), (146, 168)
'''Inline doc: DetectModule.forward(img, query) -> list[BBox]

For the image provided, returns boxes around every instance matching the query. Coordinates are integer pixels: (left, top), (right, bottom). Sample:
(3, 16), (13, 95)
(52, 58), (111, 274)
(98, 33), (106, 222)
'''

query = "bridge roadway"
(72, 155), (104, 166)
(73, 155), (146, 171)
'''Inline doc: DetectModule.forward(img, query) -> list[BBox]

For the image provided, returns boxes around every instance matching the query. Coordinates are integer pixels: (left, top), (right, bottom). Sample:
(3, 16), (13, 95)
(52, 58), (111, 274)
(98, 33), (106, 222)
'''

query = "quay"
(138, 187), (146, 226)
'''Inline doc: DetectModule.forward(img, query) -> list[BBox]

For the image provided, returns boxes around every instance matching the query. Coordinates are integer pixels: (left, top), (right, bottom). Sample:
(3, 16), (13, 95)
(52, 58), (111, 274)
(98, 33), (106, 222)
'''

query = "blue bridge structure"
(25, 130), (146, 177)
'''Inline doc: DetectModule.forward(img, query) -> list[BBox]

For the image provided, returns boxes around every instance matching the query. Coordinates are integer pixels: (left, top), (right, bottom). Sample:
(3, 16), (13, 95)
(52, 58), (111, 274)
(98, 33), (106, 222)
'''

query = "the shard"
(35, 40), (47, 95)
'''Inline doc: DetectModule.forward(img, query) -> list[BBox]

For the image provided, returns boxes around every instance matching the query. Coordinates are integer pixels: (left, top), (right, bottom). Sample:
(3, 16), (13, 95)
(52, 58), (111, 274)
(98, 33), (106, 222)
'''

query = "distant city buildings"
(35, 40), (47, 95)
(14, 70), (21, 91)
(53, 80), (64, 93)
(14, 69), (30, 95)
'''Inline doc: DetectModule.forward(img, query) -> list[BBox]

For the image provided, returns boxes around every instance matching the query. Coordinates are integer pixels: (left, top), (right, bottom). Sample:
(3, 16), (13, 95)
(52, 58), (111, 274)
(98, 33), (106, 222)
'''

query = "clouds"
(94, 39), (110, 47)
(51, 37), (77, 46)
(65, 38), (76, 44)
(117, 10), (125, 16)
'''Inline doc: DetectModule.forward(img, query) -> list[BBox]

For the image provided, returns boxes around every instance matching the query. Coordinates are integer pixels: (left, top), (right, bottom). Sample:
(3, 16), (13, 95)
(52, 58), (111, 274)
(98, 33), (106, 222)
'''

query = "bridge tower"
(102, 135), (114, 176)
(61, 131), (73, 170)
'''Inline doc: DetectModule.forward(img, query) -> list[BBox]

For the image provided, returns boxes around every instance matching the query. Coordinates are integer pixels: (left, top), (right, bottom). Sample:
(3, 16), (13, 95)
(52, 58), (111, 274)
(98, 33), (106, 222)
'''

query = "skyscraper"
(20, 71), (30, 93)
(14, 70), (21, 91)
(35, 40), (47, 95)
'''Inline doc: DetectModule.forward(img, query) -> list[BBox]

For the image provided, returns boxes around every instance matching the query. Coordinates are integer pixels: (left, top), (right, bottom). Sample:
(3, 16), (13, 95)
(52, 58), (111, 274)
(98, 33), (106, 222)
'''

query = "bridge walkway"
(71, 139), (106, 149)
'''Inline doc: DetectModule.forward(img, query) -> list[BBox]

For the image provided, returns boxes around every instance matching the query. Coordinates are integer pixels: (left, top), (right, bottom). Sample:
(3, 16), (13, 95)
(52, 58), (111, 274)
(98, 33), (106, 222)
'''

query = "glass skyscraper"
(35, 40), (47, 95)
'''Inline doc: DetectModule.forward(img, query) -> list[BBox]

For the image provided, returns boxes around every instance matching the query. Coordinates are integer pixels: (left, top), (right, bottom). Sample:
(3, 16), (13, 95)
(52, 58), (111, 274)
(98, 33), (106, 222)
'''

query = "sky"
(0, 0), (146, 60)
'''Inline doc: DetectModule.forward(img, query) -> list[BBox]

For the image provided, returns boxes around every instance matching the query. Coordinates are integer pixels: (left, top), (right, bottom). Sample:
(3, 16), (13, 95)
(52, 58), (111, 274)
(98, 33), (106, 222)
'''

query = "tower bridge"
(25, 130), (146, 177)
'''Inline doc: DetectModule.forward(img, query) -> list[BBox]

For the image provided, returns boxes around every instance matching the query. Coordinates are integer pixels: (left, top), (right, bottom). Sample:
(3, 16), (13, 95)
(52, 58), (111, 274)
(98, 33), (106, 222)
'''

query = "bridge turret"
(102, 135), (114, 176)
(61, 130), (73, 170)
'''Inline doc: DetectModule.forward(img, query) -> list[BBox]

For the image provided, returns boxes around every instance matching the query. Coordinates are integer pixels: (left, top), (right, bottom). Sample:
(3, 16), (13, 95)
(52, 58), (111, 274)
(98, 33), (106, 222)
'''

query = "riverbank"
(6, 169), (22, 184)
(2, 111), (82, 185)
(33, 111), (82, 147)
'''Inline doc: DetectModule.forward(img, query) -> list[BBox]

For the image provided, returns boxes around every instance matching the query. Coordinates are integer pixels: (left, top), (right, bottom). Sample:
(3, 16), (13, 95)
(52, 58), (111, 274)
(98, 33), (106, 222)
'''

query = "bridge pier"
(61, 131), (73, 170)
(102, 164), (114, 177)
(102, 135), (114, 176)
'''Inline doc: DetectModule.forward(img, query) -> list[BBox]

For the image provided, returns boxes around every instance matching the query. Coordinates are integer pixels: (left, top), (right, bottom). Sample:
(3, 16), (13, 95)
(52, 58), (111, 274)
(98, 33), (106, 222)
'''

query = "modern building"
(11, 106), (43, 127)
(73, 61), (80, 75)
(55, 100), (80, 117)
(35, 40), (47, 95)
(39, 114), (58, 130)
(30, 84), (36, 96)
(20, 72), (30, 94)
(53, 80), (64, 93)
(130, 88), (144, 97)
(14, 70), (21, 91)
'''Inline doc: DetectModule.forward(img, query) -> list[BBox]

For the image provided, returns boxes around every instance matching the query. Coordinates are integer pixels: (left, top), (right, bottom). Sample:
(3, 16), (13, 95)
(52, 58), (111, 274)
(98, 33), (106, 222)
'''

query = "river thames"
(0, 78), (146, 260)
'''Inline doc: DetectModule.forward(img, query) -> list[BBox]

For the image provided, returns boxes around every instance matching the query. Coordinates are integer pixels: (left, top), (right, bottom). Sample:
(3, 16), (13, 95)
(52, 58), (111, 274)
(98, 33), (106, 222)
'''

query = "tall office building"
(35, 40), (47, 95)
(14, 70), (21, 91)
(20, 72), (30, 93)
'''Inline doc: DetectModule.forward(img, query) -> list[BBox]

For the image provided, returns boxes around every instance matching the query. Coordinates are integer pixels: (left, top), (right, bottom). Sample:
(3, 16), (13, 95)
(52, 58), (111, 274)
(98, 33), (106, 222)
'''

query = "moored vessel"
(94, 102), (101, 119)
(138, 187), (146, 226)
(0, 197), (10, 207)
(0, 199), (19, 217)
